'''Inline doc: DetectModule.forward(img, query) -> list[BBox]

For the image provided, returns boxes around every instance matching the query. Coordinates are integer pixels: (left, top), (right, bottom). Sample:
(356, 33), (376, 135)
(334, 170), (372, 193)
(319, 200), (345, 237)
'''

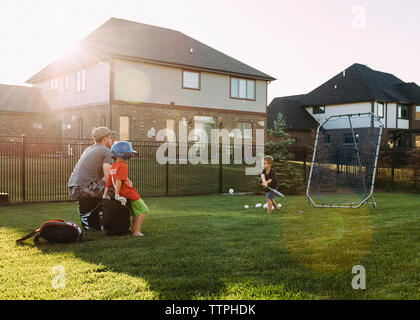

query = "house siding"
(34, 61), (110, 110)
(305, 102), (372, 124)
(114, 59), (267, 114)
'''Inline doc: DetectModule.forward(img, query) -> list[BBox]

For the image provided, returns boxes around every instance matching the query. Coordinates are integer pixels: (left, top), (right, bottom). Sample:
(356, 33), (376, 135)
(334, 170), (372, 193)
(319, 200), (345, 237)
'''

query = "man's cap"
(92, 127), (116, 139)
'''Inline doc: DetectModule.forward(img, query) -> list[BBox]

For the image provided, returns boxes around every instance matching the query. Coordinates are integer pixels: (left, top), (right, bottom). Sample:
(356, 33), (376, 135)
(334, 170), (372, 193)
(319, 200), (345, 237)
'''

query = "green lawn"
(0, 193), (418, 300)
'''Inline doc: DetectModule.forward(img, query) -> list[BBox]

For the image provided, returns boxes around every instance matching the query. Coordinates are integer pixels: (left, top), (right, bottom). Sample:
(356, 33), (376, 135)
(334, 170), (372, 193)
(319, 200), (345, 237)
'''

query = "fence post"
(165, 161), (169, 196)
(21, 134), (26, 203)
(219, 143), (223, 193)
(391, 147), (395, 184)
(303, 146), (307, 181)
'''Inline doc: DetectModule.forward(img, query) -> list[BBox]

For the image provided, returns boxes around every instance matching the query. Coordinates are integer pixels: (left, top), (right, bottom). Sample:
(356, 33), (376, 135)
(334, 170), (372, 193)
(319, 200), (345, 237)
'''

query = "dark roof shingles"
(267, 95), (318, 131)
(0, 85), (51, 113)
(302, 63), (417, 106)
(28, 18), (275, 82)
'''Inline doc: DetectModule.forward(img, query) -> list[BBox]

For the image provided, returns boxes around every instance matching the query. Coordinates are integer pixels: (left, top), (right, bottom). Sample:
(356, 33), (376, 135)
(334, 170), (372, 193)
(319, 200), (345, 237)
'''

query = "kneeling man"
(68, 127), (115, 229)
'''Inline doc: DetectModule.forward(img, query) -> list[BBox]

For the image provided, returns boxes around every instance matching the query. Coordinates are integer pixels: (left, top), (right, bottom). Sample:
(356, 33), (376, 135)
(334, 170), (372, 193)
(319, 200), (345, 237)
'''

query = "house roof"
(0, 84), (51, 113)
(301, 63), (420, 106)
(28, 17), (275, 83)
(267, 95), (318, 131)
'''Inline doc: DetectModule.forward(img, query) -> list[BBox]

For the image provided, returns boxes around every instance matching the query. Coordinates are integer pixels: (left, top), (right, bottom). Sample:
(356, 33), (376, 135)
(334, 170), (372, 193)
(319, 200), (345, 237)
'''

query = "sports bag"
(78, 198), (104, 231)
(16, 220), (83, 244)
(103, 199), (131, 236)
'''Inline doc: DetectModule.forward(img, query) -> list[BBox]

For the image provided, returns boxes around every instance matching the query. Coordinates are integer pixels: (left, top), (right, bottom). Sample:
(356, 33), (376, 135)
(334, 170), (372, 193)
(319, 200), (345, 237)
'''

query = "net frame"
(306, 112), (383, 209)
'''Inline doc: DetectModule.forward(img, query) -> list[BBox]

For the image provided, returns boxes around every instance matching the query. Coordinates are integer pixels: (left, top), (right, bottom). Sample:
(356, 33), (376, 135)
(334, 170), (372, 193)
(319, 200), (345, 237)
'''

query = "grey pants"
(68, 179), (114, 200)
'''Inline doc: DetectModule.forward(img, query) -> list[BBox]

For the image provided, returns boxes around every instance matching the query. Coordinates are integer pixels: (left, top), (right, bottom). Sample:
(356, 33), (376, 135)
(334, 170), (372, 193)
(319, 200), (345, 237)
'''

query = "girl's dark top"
(262, 168), (279, 190)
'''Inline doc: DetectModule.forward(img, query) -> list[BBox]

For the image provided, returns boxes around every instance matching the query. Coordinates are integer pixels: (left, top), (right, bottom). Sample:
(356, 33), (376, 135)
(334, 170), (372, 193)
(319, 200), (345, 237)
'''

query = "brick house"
(0, 84), (55, 138)
(26, 18), (275, 142)
(268, 63), (420, 147)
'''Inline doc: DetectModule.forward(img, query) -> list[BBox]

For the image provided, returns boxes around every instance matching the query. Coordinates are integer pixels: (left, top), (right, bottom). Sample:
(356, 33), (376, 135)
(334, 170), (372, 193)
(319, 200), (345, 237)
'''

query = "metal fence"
(0, 136), (266, 204)
(0, 136), (418, 205)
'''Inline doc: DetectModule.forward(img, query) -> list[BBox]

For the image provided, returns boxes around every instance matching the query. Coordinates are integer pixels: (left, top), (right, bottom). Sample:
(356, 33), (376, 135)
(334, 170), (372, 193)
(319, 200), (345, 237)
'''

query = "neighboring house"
(0, 84), (55, 138)
(269, 63), (420, 147)
(267, 95), (317, 146)
(26, 17), (275, 142)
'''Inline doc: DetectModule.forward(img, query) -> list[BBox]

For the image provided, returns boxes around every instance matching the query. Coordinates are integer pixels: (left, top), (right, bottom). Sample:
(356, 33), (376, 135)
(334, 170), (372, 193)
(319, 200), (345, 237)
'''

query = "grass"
(0, 193), (419, 300)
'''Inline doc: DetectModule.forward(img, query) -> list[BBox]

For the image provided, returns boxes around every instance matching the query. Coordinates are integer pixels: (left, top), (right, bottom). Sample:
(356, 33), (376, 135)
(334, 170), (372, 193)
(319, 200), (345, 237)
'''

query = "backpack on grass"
(16, 220), (83, 244)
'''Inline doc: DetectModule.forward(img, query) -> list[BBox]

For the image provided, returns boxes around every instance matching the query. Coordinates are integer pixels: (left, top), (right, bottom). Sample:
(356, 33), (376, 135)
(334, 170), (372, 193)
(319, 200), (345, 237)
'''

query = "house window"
(182, 70), (200, 90)
(416, 135), (420, 147)
(119, 116), (130, 140)
(237, 122), (253, 139)
(76, 69), (86, 92)
(166, 119), (176, 142)
(397, 104), (409, 120)
(100, 115), (107, 127)
(64, 74), (70, 91)
(313, 106), (325, 114)
(50, 78), (59, 90)
(377, 102), (384, 118)
(230, 77), (256, 100)
(194, 116), (215, 143)
(416, 106), (420, 120)
(78, 119), (83, 139)
(344, 133), (358, 144)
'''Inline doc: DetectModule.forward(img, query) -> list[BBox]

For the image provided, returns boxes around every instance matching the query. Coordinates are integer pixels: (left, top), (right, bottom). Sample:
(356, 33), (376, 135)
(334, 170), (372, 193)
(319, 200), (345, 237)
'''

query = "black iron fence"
(0, 136), (418, 204)
(0, 136), (266, 204)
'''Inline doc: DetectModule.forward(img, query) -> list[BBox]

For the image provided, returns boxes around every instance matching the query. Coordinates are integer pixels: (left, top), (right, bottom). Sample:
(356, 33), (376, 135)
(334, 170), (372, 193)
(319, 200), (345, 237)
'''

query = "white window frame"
(64, 74), (70, 91)
(166, 119), (176, 142)
(119, 116), (130, 141)
(377, 102), (384, 118)
(76, 69), (86, 92)
(194, 116), (215, 143)
(397, 104), (409, 120)
(182, 70), (200, 90)
(50, 78), (59, 90)
(230, 77), (256, 101)
(237, 122), (253, 139)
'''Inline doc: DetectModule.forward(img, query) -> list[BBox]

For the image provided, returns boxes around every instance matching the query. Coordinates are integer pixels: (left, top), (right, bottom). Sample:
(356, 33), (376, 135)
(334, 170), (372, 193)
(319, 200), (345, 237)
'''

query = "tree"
(250, 113), (304, 195)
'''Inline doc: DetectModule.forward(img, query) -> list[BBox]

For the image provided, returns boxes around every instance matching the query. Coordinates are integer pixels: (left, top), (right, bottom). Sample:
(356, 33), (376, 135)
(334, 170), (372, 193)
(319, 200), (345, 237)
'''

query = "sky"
(0, 0), (419, 102)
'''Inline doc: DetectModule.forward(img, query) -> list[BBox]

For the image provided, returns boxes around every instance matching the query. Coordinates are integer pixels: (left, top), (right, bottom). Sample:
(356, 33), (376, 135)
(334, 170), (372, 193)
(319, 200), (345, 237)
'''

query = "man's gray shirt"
(68, 144), (113, 187)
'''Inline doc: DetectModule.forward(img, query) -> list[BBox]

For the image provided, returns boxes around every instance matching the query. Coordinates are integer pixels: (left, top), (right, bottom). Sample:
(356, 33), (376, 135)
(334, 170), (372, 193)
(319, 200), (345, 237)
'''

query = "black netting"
(307, 113), (383, 207)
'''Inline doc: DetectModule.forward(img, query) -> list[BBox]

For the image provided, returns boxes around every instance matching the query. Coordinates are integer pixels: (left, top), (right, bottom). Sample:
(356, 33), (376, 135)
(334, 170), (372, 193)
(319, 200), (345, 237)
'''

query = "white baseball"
(229, 188), (234, 194)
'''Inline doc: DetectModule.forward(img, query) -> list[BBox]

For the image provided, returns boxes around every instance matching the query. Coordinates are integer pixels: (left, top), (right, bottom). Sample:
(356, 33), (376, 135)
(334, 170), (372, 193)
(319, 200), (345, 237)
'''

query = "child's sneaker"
(132, 232), (144, 237)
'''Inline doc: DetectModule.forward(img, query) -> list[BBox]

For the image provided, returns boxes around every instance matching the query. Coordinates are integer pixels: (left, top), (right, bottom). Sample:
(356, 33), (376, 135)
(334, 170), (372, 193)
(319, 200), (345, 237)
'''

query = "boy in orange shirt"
(103, 141), (149, 236)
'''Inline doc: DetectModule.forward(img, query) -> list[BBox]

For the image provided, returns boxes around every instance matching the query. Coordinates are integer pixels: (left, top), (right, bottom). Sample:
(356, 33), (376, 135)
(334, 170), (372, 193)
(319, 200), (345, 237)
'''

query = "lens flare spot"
(283, 199), (373, 273)
(116, 67), (151, 102)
